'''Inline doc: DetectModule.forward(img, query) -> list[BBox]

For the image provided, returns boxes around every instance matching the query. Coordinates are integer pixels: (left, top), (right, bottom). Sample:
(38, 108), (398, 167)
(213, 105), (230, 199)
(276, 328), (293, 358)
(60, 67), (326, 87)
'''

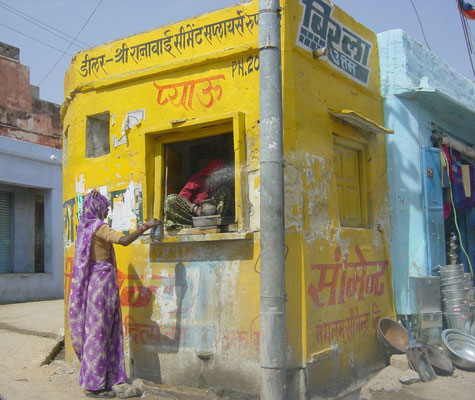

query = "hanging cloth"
(440, 150), (450, 188)
(458, 0), (475, 20)
(465, 165), (475, 210)
(462, 164), (472, 197)
(441, 146), (453, 219)
(450, 149), (469, 211)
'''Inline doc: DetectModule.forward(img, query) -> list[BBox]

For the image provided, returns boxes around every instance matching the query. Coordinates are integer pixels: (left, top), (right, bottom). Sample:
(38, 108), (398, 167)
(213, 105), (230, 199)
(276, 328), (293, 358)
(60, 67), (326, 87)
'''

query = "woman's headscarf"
(68, 192), (112, 360)
(196, 158), (226, 177)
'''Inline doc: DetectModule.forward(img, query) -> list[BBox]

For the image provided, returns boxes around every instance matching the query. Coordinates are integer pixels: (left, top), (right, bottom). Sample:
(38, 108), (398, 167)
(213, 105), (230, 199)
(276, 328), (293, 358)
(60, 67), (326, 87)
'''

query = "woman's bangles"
(138, 222), (151, 233)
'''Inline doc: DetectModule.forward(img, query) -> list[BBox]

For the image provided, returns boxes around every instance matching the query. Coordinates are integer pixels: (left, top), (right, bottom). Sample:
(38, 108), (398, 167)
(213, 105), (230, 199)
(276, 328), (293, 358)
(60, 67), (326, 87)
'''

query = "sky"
(0, 0), (473, 105)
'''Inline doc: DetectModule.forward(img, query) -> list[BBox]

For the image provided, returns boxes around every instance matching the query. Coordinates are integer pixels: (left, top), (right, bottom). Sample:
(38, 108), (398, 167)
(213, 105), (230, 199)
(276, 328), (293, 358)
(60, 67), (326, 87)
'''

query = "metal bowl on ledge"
(377, 318), (409, 355)
(441, 329), (475, 370)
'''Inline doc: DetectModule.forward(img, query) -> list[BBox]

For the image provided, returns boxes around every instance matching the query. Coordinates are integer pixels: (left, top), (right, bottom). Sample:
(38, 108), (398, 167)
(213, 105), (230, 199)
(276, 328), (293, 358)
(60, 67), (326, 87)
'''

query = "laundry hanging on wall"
(458, 0), (475, 20)
(440, 145), (475, 218)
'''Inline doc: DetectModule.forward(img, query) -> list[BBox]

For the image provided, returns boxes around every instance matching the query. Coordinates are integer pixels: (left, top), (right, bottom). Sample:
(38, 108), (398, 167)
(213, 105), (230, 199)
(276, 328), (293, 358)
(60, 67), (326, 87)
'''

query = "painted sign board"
(296, 0), (372, 86)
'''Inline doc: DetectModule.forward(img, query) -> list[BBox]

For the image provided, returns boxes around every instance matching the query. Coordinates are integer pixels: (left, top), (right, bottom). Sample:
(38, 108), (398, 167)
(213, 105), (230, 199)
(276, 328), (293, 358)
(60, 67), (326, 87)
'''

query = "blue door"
(420, 147), (446, 273)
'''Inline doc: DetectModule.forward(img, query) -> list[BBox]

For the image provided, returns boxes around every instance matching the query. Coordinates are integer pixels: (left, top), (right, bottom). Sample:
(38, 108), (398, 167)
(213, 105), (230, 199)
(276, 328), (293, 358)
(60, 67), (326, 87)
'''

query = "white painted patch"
(283, 158), (304, 231)
(248, 170), (261, 232)
(349, 350), (355, 368)
(262, 116), (281, 125)
(304, 154), (333, 243)
(152, 266), (200, 326)
(220, 260), (240, 305)
(110, 181), (142, 232)
(284, 152), (334, 243)
(98, 186), (108, 197)
(332, 229), (352, 255)
(268, 141), (278, 149)
(113, 134), (127, 148)
(75, 174), (85, 194)
(121, 109), (145, 135)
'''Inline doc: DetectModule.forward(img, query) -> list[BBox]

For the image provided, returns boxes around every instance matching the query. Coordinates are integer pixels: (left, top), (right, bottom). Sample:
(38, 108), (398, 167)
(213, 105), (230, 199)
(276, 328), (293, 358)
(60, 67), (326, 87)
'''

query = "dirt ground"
(359, 367), (475, 400)
(370, 370), (475, 400)
(2, 347), (475, 400)
(0, 341), (171, 400)
(0, 333), (83, 400)
(1, 300), (475, 400)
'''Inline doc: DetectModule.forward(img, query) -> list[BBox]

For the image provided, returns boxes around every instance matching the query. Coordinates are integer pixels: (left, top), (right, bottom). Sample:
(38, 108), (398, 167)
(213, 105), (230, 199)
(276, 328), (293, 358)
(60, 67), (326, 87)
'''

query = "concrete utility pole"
(258, 1), (286, 399)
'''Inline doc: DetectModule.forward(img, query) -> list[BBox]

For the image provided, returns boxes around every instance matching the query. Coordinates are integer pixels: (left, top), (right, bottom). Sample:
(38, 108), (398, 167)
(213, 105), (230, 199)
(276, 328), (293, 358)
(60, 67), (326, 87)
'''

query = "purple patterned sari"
(68, 193), (127, 391)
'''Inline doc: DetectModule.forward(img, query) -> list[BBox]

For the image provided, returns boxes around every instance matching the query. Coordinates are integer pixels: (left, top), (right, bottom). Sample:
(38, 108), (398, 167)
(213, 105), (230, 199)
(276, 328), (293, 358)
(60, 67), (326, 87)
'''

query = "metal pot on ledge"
(200, 199), (217, 216)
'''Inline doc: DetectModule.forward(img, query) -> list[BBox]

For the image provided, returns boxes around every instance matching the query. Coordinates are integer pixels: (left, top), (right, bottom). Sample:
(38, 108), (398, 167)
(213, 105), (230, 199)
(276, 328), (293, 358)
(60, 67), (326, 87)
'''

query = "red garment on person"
(178, 158), (226, 204)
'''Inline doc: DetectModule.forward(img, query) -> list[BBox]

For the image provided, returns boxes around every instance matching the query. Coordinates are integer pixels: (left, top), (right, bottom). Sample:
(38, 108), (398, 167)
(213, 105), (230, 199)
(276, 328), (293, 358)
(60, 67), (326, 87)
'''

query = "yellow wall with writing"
(63, 0), (394, 396)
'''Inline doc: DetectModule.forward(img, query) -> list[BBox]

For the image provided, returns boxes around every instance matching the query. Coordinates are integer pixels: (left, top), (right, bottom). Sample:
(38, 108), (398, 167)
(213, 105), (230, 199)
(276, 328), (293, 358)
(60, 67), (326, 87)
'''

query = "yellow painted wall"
(282, 1), (395, 393)
(63, 0), (394, 396)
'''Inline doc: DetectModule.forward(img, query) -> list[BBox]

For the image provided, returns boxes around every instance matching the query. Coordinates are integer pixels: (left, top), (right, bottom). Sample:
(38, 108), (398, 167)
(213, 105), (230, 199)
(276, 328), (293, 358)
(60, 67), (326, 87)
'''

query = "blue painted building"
(378, 30), (475, 314)
(0, 136), (63, 303)
(0, 42), (63, 303)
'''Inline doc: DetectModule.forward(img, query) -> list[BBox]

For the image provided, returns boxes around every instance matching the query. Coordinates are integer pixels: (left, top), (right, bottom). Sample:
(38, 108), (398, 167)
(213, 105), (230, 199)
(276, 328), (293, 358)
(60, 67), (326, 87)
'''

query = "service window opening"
(162, 132), (236, 232)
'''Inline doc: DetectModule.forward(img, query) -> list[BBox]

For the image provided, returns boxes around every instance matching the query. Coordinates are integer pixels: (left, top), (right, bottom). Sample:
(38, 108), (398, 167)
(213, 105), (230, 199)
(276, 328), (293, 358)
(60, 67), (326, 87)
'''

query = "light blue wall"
(0, 136), (63, 303)
(378, 30), (475, 314)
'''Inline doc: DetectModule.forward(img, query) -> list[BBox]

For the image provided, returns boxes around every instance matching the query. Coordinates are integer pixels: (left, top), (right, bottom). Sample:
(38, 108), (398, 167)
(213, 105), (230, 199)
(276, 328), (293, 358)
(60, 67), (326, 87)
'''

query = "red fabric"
(179, 175), (209, 204)
(178, 158), (226, 204)
(459, 1), (475, 19)
(196, 158), (226, 177)
(444, 202), (452, 220)
(463, 9), (475, 19)
(441, 145), (453, 220)
(441, 145), (455, 181)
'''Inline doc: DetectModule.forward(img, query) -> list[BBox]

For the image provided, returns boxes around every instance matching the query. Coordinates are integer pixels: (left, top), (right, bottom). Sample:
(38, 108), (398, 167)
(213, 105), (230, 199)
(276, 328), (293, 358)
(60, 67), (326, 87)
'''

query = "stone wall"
(0, 41), (61, 149)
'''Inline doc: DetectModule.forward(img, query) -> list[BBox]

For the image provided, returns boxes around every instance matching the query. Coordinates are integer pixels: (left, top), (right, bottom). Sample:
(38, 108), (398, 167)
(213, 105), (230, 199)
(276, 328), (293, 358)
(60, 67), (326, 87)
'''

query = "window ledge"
(141, 231), (254, 244)
(329, 109), (394, 134)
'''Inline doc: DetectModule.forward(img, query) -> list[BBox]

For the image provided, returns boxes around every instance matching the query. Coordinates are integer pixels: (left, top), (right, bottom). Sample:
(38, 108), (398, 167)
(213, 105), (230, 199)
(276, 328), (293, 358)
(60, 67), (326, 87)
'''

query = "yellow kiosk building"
(62, 1), (395, 397)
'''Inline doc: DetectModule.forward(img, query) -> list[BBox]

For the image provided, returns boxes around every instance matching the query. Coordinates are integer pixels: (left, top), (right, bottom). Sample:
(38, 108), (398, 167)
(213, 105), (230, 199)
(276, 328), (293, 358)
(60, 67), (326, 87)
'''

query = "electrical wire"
(439, 148), (474, 278)
(409, 0), (432, 50)
(253, 244), (289, 274)
(0, 21), (75, 57)
(457, 0), (475, 78)
(459, 4), (475, 54)
(37, 0), (104, 87)
(0, 1), (89, 49)
(432, 5), (455, 44)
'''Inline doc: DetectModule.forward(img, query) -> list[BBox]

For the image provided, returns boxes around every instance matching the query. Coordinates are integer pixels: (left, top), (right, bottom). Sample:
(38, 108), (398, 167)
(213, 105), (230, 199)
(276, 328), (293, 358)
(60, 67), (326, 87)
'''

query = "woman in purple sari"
(68, 190), (160, 398)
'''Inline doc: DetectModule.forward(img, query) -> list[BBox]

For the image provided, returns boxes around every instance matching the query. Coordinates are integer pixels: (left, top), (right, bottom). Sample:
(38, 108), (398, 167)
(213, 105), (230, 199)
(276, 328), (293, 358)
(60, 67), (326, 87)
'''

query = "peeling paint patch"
(121, 109), (145, 135)
(77, 193), (83, 220)
(113, 134), (127, 148)
(261, 116), (281, 125)
(248, 170), (260, 231)
(284, 151), (333, 242)
(349, 350), (355, 369)
(253, 176), (260, 190)
(152, 266), (200, 325)
(284, 158), (304, 231)
(75, 174), (85, 194)
(304, 154), (333, 243)
(98, 185), (108, 197)
(110, 181), (142, 232)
